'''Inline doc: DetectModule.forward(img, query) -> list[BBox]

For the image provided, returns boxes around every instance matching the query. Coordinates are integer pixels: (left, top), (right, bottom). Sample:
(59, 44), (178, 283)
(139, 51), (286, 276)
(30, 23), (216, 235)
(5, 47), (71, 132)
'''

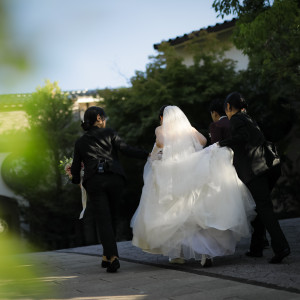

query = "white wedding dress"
(131, 106), (256, 259)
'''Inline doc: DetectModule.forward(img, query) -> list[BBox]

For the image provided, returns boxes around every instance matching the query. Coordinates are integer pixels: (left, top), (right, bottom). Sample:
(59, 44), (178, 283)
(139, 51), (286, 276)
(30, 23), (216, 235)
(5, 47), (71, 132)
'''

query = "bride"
(131, 105), (256, 265)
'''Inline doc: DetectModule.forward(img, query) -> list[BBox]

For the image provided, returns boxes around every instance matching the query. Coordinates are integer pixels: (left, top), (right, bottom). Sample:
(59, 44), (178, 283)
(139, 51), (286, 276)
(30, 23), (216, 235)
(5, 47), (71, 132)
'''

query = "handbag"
(241, 113), (280, 170)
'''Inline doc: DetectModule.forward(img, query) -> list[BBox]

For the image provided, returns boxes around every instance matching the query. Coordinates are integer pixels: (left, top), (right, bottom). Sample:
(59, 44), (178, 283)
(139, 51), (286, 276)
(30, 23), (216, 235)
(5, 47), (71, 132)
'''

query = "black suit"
(219, 112), (289, 254)
(71, 126), (148, 259)
(209, 116), (231, 144)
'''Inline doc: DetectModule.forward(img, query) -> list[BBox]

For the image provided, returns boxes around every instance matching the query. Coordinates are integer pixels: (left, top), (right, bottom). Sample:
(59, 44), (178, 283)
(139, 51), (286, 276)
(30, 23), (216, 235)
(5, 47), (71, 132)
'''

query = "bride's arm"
(148, 127), (163, 160)
(155, 126), (164, 148)
(192, 127), (207, 147)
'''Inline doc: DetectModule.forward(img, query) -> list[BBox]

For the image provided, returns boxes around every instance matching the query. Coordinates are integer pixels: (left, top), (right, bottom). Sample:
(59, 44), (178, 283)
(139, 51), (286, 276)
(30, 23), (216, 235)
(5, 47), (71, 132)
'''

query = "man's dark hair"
(209, 98), (226, 116)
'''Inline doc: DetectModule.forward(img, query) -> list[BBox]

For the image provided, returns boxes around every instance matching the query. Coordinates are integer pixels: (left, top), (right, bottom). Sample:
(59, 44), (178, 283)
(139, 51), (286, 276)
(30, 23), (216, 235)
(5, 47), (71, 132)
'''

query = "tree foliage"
(236, 1), (299, 96)
(2, 80), (81, 249)
(213, 0), (300, 101)
(213, 0), (273, 19)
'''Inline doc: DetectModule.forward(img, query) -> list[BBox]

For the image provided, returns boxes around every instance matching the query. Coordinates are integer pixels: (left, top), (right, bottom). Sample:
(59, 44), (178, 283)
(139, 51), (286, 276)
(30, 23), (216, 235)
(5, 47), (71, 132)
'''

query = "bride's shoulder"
(155, 126), (162, 135)
(191, 127), (207, 146)
(155, 126), (164, 148)
(191, 127), (200, 136)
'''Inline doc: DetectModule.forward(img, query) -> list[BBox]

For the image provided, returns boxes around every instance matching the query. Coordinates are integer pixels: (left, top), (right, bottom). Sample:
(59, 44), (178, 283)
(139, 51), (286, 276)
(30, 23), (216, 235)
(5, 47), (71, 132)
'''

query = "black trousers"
(85, 173), (125, 259)
(246, 168), (289, 254)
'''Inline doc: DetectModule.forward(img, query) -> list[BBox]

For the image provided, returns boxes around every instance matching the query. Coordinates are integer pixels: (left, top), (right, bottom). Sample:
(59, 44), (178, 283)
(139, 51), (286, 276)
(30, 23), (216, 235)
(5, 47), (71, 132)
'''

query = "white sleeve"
(150, 143), (163, 161)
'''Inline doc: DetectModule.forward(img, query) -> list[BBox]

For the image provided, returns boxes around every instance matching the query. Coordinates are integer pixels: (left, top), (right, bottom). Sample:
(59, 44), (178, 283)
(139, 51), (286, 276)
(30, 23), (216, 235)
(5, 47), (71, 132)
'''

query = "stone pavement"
(3, 218), (300, 299)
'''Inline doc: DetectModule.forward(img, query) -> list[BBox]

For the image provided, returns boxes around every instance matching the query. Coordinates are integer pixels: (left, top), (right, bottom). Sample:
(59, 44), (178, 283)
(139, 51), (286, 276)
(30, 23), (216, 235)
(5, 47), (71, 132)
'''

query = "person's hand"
(65, 165), (72, 179)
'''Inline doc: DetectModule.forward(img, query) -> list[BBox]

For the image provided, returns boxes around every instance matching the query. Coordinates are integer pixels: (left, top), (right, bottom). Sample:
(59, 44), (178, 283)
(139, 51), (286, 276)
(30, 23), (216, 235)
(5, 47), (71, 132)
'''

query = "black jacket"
(71, 126), (148, 185)
(219, 112), (269, 183)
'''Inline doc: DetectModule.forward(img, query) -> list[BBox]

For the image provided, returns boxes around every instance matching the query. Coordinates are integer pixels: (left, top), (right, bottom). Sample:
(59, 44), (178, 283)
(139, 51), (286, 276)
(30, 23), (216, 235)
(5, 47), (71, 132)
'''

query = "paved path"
(2, 218), (300, 299)
(60, 217), (300, 293)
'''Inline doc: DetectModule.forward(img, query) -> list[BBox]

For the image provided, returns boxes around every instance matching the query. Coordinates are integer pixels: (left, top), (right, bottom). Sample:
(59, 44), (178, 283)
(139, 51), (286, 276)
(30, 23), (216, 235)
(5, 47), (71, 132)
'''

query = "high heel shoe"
(106, 258), (120, 273)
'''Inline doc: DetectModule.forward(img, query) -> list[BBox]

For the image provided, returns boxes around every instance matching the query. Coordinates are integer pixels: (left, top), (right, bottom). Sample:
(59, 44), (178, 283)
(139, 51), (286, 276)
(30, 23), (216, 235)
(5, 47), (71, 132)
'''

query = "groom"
(209, 98), (231, 143)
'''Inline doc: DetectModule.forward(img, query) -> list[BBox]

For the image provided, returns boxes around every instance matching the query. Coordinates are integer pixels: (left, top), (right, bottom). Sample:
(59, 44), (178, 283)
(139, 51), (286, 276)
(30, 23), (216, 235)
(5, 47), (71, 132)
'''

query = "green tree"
(2, 80), (81, 249)
(213, 0), (272, 19)
(213, 0), (300, 103)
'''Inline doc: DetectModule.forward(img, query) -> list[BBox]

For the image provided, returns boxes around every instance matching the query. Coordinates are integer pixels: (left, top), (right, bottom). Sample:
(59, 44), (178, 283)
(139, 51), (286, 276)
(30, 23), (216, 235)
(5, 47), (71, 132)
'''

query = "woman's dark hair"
(158, 105), (169, 121)
(209, 98), (226, 116)
(81, 106), (107, 131)
(225, 92), (248, 111)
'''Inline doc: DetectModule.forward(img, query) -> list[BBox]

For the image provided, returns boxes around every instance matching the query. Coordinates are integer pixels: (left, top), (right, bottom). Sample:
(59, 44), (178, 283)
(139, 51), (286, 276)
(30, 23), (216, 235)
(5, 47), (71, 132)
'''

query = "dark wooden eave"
(153, 18), (236, 50)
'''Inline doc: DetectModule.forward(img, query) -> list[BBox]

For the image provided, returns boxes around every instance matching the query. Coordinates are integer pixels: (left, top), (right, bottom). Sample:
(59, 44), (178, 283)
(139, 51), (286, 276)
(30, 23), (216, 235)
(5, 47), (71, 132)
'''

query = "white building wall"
(223, 46), (249, 71)
(175, 45), (249, 70)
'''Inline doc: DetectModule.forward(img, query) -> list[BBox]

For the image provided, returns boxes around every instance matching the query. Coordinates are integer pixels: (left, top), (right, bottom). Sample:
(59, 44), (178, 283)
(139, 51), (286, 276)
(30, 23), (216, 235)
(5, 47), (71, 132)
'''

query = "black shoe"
(269, 248), (290, 264)
(245, 250), (263, 258)
(101, 260), (110, 268)
(106, 258), (120, 273)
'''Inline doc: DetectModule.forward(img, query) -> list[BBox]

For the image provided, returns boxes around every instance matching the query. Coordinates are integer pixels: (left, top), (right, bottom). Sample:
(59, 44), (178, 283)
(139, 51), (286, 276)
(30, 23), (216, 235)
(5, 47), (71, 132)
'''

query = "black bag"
(241, 114), (280, 173)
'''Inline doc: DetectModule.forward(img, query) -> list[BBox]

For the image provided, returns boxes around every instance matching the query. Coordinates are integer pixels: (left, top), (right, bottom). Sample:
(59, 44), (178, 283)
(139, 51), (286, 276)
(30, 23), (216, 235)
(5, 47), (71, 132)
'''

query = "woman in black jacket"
(219, 92), (290, 264)
(71, 106), (148, 272)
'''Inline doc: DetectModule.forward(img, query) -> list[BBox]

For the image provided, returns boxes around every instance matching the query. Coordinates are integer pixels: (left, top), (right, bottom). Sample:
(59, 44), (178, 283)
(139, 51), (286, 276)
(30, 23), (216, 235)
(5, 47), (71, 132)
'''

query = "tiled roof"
(153, 18), (236, 50)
